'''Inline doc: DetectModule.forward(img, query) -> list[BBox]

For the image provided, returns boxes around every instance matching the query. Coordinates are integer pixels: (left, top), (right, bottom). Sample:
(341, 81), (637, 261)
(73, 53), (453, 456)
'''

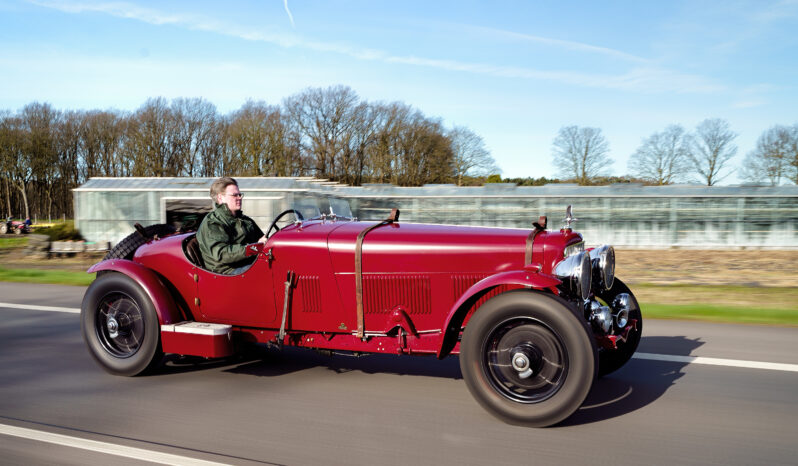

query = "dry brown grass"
(615, 249), (798, 287)
(615, 249), (798, 311)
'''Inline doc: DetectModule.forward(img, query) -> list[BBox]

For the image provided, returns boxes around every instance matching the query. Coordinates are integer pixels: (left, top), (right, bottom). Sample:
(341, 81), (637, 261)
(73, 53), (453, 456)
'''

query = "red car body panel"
(92, 218), (584, 359)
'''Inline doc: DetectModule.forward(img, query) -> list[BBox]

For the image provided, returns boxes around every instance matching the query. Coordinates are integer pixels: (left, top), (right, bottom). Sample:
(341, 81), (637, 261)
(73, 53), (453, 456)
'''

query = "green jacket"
(196, 203), (264, 274)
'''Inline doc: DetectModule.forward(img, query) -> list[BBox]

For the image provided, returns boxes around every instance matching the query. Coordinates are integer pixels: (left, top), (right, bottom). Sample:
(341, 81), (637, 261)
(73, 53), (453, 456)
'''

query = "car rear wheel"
(460, 290), (597, 427)
(595, 278), (642, 377)
(81, 272), (163, 376)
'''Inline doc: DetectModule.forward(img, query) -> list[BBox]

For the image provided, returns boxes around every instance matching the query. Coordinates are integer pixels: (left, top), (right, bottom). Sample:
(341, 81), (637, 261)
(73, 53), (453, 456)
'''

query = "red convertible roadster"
(81, 205), (641, 427)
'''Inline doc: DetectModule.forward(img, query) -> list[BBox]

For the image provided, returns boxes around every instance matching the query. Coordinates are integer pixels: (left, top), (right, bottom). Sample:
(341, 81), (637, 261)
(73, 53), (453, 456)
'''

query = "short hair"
(210, 177), (238, 201)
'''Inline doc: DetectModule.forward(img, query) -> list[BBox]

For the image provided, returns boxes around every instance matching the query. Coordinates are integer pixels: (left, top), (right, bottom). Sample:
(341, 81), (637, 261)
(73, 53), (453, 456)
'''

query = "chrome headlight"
(563, 241), (585, 258)
(589, 245), (615, 291)
(554, 251), (592, 300)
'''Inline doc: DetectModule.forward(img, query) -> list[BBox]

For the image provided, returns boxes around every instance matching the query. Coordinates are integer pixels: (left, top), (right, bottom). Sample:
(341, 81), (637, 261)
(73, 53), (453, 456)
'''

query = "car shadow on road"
(222, 345), (464, 379)
(559, 335), (704, 427)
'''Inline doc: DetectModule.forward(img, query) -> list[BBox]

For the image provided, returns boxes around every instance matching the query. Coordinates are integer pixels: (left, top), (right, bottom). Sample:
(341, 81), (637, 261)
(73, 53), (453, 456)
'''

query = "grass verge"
(0, 267), (94, 286)
(640, 303), (798, 327)
(0, 237), (29, 249)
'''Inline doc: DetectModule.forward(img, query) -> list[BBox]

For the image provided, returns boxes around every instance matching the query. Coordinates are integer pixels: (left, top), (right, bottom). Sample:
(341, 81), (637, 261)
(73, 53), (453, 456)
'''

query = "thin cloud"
(283, 0), (295, 28)
(26, 0), (721, 94)
(467, 25), (651, 64)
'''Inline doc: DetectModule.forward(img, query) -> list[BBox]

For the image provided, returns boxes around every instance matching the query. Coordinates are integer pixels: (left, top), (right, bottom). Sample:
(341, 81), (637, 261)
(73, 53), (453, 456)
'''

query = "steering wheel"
(266, 209), (305, 238)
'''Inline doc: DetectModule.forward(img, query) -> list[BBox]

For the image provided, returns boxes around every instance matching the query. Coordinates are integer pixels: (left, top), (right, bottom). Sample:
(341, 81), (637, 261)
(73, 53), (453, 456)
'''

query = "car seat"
(183, 235), (205, 269)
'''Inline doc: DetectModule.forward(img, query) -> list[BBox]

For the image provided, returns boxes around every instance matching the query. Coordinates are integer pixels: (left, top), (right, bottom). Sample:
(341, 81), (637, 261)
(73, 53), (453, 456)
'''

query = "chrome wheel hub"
(96, 292), (144, 358)
(511, 352), (533, 379)
(107, 316), (119, 338)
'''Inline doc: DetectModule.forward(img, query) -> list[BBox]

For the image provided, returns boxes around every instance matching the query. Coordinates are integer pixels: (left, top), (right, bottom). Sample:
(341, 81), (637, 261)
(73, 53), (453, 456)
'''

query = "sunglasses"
(225, 193), (244, 198)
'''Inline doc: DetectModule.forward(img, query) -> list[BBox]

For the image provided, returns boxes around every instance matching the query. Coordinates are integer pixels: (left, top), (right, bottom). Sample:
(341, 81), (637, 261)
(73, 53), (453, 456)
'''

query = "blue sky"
(1, 0), (797, 183)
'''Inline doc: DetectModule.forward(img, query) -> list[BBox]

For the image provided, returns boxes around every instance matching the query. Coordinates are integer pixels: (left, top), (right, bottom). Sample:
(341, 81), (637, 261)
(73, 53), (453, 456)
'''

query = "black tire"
(81, 272), (163, 376)
(595, 278), (642, 377)
(460, 290), (597, 427)
(104, 224), (176, 260)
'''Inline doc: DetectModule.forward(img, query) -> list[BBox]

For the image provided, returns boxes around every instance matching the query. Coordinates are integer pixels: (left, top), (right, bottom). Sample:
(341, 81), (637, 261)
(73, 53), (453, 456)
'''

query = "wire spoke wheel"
(484, 319), (568, 404)
(95, 292), (145, 358)
(81, 272), (163, 376)
(460, 291), (596, 426)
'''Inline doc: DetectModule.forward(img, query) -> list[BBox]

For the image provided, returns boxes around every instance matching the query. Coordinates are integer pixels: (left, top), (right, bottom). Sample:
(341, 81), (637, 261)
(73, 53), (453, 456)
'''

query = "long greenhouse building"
(73, 177), (798, 249)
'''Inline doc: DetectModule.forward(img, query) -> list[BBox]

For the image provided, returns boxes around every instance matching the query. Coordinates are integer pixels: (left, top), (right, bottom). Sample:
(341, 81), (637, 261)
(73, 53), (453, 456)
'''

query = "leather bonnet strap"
(355, 209), (399, 339)
(525, 215), (547, 264)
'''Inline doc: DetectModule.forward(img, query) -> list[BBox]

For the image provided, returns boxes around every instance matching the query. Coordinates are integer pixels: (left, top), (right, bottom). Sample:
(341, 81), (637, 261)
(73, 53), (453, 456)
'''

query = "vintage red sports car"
(81, 205), (641, 427)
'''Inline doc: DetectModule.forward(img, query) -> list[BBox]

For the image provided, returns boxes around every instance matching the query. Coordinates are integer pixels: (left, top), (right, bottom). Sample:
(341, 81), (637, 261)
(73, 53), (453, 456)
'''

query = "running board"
(161, 321), (233, 358)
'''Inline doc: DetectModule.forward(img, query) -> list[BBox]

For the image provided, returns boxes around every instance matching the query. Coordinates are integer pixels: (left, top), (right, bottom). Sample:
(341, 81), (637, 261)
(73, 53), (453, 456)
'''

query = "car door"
(196, 253), (278, 327)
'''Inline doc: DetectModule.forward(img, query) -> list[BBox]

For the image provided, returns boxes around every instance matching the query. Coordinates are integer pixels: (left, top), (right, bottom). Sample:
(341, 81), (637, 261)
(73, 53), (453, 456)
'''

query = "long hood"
(326, 221), (530, 275)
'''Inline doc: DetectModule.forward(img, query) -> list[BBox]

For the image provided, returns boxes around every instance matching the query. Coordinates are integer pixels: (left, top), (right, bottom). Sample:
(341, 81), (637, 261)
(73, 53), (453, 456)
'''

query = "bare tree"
(366, 102), (412, 184)
(740, 125), (793, 185)
(789, 124), (798, 184)
(392, 112), (453, 186)
(21, 103), (60, 220)
(689, 118), (737, 186)
(123, 98), (172, 176)
(628, 125), (692, 185)
(337, 102), (379, 185)
(197, 117), (228, 177)
(55, 111), (83, 217)
(552, 126), (613, 185)
(283, 85), (360, 180)
(80, 110), (126, 178)
(449, 126), (499, 186)
(168, 98), (219, 177)
(0, 112), (23, 217)
(226, 100), (285, 176)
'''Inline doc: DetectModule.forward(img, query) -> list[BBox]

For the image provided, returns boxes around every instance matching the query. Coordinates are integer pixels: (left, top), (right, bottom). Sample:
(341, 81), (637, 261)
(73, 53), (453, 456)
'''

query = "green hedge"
(35, 221), (83, 241)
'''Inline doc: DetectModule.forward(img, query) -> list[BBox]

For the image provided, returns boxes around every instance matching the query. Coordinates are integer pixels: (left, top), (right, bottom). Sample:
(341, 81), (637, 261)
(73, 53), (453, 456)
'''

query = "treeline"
(3, 84), (796, 223)
(552, 120), (798, 186)
(0, 85), (498, 220)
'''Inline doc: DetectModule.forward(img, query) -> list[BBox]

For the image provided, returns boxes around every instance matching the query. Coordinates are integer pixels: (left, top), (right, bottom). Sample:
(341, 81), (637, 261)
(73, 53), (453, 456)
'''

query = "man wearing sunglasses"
(197, 176), (266, 274)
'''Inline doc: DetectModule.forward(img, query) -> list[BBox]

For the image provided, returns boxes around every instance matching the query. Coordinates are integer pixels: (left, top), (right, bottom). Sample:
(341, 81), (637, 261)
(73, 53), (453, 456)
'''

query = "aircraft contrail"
(284, 0), (295, 27)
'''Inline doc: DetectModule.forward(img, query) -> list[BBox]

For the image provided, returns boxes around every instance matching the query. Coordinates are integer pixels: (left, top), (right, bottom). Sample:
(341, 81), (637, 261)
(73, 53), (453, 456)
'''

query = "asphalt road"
(1, 282), (797, 465)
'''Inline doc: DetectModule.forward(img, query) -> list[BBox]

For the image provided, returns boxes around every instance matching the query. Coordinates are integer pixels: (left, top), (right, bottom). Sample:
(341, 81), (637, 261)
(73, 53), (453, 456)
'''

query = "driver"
(196, 177), (266, 275)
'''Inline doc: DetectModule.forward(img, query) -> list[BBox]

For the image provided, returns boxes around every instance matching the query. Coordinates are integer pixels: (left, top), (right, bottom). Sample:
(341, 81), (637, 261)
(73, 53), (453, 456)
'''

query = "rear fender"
(87, 259), (183, 326)
(437, 270), (562, 359)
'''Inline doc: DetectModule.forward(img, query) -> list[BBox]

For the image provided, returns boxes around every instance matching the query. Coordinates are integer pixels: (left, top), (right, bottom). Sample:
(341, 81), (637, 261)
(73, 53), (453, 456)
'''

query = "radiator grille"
(363, 274), (431, 315)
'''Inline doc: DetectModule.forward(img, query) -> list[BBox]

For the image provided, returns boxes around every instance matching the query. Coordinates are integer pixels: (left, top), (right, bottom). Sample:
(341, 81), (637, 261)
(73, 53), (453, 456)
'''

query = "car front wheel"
(595, 278), (642, 377)
(81, 272), (163, 376)
(460, 290), (597, 427)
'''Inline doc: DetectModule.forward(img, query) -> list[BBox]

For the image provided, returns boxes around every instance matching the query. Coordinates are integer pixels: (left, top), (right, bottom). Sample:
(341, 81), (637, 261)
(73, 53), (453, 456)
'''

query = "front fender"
(437, 270), (562, 358)
(87, 259), (183, 325)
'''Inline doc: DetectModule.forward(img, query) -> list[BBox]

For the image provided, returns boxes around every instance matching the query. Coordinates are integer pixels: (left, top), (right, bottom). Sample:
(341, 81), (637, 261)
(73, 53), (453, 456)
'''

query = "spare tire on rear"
(104, 224), (176, 260)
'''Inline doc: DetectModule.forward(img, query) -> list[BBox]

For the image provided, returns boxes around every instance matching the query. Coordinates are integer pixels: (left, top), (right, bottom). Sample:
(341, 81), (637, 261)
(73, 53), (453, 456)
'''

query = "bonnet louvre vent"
(298, 275), (322, 313)
(451, 274), (488, 300)
(363, 274), (431, 315)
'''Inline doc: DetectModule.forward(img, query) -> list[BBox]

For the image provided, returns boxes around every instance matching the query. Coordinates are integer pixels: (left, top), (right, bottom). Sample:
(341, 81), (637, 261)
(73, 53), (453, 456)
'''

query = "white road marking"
(0, 423), (230, 466)
(0, 302), (80, 314)
(633, 352), (798, 373)
(2, 303), (798, 373)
